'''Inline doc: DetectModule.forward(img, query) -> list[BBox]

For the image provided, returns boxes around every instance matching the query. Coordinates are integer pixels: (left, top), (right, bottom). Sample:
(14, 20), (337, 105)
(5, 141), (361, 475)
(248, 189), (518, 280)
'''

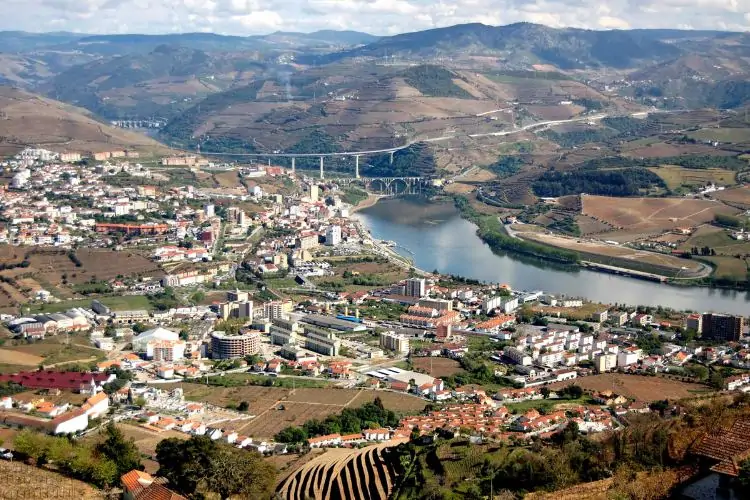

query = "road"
(196, 112), (637, 159)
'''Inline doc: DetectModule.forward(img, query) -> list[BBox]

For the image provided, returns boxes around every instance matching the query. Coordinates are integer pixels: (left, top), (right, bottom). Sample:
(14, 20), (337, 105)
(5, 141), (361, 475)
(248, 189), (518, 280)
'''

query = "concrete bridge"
(333, 176), (430, 195)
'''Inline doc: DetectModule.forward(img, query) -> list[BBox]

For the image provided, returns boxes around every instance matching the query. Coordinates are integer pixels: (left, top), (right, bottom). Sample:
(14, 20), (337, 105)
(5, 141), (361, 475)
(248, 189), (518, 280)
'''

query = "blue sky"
(2, 0), (749, 35)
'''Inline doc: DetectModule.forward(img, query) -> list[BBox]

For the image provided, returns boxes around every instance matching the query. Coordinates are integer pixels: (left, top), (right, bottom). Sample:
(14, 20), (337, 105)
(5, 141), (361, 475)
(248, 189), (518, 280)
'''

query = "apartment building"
(210, 331), (261, 359)
(380, 331), (410, 354)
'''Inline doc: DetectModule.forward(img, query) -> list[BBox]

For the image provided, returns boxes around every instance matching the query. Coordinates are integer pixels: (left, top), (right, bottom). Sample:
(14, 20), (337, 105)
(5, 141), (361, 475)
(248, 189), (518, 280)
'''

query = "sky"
(2, 0), (750, 35)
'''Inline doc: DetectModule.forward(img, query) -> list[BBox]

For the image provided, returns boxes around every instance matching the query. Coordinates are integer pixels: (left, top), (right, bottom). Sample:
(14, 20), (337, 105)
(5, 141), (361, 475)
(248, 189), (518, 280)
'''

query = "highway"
(196, 112), (622, 159)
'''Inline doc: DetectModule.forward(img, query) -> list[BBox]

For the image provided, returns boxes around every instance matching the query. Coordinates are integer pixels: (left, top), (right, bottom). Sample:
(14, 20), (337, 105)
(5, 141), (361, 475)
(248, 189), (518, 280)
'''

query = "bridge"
(333, 176), (430, 195)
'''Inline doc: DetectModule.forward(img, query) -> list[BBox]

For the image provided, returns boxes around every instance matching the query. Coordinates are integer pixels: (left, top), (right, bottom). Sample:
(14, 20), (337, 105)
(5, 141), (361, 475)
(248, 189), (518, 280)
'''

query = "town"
(1, 147), (750, 499)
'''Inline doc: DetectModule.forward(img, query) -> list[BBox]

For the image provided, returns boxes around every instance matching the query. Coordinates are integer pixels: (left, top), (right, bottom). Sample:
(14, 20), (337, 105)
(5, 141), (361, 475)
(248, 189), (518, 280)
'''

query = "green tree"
(13, 429), (48, 464)
(205, 446), (276, 500)
(95, 423), (143, 476)
(237, 401), (249, 412)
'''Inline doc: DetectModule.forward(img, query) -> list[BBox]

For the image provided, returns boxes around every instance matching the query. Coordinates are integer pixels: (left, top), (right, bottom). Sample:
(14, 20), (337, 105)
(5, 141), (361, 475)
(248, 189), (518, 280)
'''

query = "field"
(714, 185), (750, 208)
(0, 460), (105, 499)
(276, 444), (397, 500)
(171, 383), (427, 439)
(0, 336), (104, 369)
(519, 230), (704, 273)
(649, 166), (735, 190)
(689, 127), (750, 143)
(412, 357), (464, 378)
(549, 374), (711, 402)
(581, 195), (740, 234)
(24, 295), (152, 314)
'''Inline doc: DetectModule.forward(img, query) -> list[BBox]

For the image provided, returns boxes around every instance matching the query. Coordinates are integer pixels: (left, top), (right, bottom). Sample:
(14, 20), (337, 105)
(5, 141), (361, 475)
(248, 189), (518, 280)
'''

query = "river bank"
(353, 196), (750, 313)
(349, 194), (384, 214)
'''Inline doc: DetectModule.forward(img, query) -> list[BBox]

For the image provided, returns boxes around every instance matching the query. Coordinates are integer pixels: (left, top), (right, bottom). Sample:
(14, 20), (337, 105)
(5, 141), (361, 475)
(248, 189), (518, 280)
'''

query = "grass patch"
(505, 395), (593, 413)
(24, 295), (152, 314)
(648, 165), (735, 191)
(688, 128), (750, 143)
(700, 255), (748, 278)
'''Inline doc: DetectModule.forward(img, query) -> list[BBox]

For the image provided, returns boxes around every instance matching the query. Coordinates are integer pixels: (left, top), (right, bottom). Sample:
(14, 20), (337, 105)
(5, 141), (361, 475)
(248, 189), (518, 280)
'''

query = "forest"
(402, 65), (472, 98)
(532, 168), (665, 197)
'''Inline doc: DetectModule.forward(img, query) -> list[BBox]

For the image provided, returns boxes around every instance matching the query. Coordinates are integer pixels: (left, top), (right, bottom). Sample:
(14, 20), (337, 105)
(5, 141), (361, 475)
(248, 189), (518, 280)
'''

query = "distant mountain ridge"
(304, 22), (741, 69)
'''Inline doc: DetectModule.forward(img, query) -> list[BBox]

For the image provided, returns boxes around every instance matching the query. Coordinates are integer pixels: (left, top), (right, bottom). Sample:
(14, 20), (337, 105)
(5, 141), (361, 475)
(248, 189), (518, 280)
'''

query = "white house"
(617, 347), (642, 367)
(364, 428), (390, 441)
(51, 409), (89, 435)
(308, 433), (342, 448)
(83, 392), (109, 419)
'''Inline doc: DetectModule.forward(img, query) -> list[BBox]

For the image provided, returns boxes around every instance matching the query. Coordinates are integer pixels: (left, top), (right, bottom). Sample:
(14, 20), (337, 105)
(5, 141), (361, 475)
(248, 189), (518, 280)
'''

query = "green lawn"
(24, 295), (152, 314)
(505, 395), (593, 413)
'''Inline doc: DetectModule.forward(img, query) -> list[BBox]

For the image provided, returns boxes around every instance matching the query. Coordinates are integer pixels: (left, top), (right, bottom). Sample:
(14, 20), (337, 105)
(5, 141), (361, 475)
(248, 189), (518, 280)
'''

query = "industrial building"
(210, 331), (261, 359)
(300, 314), (368, 332)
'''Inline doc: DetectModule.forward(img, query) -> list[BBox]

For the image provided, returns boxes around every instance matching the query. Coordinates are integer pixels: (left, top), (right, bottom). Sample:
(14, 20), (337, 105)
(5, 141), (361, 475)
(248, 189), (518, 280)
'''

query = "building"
(264, 300), (293, 320)
(702, 313), (742, 341)
(301, 314), (367, 332)
(219, 301), (254, 320)
(91, 300), (111, 315)
(210, 331), (261, 359)
(121, 470), (187, 500)
(325, 225), (342, 246)
(133, 327), (179, 352)
(595, 353), (617, 373)
(149, 340), (187, 362)
(302, 326), (341, 356)
(686, 313), (703, 334)
(592, 310), (609, 323)
(617, 347), (642, 367)
(112, 310), (151, 325)
(270, 318), (300, 346)
(310, 184), (320, 202)
(0, 371), (114, 394)
(405, 278), (426, 298)
(380, 331), (410, 354)
(204, 204), (215, 217)
(419, 298), (453, 311)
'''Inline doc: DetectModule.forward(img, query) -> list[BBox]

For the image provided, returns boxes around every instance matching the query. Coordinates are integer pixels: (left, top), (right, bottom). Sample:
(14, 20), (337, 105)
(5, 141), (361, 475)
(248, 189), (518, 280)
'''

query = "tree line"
(532, 168), (665, 197)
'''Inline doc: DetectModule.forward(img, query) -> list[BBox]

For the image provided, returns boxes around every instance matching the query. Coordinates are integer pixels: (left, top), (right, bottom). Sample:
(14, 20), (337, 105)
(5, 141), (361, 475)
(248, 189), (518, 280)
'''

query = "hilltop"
(0, 86), (172, 156)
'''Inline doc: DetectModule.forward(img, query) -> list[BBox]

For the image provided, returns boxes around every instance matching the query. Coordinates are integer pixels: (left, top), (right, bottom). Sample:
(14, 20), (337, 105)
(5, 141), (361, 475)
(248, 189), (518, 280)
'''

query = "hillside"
(0, 86), (172, 156)
(45, 45), (268, 119)
(0, 459), (105, 499)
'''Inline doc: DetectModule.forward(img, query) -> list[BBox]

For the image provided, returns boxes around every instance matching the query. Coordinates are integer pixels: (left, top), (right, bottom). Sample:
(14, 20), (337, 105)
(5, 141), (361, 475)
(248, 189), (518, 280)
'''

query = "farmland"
(171, 383), (427, 439)
(412, 357), (464, 378)
(0, 459), (105, 500)
(648, 166), (735, 191)
(276, 444), (398, 500)
(549, 374), (711, 402)
(0, 336), (104, 369)
(581, 195), (740, 234)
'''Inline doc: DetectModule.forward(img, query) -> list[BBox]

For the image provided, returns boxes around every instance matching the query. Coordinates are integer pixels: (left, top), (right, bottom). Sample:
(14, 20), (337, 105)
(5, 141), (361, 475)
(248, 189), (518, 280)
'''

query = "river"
(353, 197), (750, 315)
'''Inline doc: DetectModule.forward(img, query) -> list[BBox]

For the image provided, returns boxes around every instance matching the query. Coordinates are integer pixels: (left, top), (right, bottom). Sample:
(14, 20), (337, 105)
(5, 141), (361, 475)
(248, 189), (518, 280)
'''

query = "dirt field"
(0, 460), (105, 499)
(714, 185), (750, 207)
(0, 348), (43, 367)
(581, 195), (740, 233)
(550, 374), (710, 402)
(412, 357), (464, 378)
(649, 166), (736, 190)
(519, 231), (704, 273)
(174, 383), (427, 439)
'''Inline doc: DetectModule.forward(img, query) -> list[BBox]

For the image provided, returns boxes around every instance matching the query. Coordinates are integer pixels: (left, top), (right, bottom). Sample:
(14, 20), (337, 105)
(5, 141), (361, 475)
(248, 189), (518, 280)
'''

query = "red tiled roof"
(0, 370), (109, 391)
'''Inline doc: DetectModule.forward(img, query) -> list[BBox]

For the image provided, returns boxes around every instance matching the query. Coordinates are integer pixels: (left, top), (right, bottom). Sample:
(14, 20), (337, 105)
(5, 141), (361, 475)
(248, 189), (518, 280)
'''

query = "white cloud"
(2, 0), (750, 35)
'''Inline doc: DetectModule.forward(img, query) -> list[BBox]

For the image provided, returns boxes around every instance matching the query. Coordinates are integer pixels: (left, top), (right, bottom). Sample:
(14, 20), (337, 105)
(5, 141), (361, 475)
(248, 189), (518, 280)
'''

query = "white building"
(405, 278), (426, 298)
(325, 225), (342, 246)
(617, 347), (642, 367)
(380, 331), (410, 354)
(51, 410), (89, 435)
(133, 327), (179, 353)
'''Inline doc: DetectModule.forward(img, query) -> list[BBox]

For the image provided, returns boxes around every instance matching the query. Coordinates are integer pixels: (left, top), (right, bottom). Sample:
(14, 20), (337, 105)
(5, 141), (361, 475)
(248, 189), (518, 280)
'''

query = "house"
(206, 427), (223, 440)
(308, 433), (342, 448)
(121, 469), (187, 500)
(82, 392), (109, 419)
(50, 408), (89, 435)
(235, 435), (253, 448)
(224, 431), (239, 444)
(341, 433), (363, 444)
(364, 428), (390, 441)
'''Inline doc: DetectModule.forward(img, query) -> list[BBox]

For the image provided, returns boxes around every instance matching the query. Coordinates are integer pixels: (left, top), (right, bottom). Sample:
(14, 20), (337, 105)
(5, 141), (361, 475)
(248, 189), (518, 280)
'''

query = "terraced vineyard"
(276, 444), (399, 500)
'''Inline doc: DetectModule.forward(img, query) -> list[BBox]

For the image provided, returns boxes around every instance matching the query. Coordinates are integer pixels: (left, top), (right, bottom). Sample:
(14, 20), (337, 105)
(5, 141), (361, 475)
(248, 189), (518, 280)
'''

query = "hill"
(0, 86), (172, 156)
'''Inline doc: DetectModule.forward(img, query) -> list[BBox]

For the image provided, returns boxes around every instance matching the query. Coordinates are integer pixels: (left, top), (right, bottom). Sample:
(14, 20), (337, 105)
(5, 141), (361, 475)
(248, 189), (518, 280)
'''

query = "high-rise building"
(686, 314), (703, 334)
(379, 331), (410, 354)
(210, 331), (261, 359)
(204, 204), (215, 217)
(325, 225), (342, 246)
(310, 184), (319, 203)
(702, 313), (743, 341)
(264, 300), (293, 320)
(405, 278), (426, 298)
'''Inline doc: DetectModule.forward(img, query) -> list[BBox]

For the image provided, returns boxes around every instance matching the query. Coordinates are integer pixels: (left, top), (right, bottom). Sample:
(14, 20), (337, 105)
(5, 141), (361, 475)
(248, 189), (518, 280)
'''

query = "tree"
(739, 459), (750, 492)
(204, 446), (276, 500)
(274, 426), (308, 444)
(541, 387), (551, 399)
(156, 436), (276, 499)
(237, 401), (249, 412)
(13, 429), (48, 464)
(95, 423), (142, 476)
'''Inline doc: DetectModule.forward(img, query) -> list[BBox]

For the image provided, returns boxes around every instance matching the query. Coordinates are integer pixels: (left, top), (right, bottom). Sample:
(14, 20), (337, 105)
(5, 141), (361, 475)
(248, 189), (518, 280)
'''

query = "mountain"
(0, 86), (171, 156)
(305, 23), (707, 69)
(0, 31), (81, 52)
(262, 30), (379, 47)
(44, 45), (269, 119)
